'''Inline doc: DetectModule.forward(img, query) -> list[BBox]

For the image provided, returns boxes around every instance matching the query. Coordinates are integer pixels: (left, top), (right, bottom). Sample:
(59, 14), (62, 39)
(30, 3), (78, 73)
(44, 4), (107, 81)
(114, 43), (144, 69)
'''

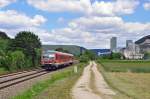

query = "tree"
(111, 52), (122, 59)
(0, 39), (9, 51)
(84, 50), (97, 60)
(144, 52), (150, 59)
(79, 50), (97, 62)
(10, 31), (41, 66)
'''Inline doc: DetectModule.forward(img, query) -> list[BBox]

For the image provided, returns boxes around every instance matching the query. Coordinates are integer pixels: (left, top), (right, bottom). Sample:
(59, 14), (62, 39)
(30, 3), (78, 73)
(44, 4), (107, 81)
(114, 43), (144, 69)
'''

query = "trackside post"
(74, 66), (78, 73)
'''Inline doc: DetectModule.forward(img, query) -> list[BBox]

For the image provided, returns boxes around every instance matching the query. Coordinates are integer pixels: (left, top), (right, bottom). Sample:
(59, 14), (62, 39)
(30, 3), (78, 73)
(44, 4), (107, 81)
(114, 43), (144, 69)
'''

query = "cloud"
(27, 0), (90, 13)
(91, 0), (139, 16)
(69, 16), (150, 34)
(0, 10), (46, 29)
(27, 0), (139, 16)
(143, 2), (150, 10)
(1, 0), (149, 49)
(0, 0), (16, 8)
(2, 14), (150, 48)
(65, 16), (150, 48)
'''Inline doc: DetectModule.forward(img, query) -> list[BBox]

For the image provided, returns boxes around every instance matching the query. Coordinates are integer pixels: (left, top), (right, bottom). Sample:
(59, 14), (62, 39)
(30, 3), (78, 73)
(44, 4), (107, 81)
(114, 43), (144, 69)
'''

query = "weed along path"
(71, 61), (116, 99)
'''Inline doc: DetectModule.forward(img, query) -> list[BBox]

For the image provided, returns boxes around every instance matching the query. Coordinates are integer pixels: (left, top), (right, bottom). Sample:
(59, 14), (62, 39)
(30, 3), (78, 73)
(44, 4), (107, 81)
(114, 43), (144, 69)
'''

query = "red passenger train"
(41, 50), (74, 70)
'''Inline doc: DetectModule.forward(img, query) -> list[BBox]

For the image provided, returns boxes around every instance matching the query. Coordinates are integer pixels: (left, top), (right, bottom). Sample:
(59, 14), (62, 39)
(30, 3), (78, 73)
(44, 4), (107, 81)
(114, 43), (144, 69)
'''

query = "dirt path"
(71, 61), (116, 99)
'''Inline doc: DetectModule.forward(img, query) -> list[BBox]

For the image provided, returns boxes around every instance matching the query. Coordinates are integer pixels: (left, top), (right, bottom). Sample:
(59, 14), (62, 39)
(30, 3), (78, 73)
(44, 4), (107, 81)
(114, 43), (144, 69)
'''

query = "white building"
(122, 43), (144, 59)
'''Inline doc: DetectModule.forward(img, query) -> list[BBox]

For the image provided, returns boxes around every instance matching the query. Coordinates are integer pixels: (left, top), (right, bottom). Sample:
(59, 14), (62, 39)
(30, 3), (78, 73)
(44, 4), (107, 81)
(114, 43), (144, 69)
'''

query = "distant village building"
(110, 37), (117, 52)
(135, 35), (150, 53)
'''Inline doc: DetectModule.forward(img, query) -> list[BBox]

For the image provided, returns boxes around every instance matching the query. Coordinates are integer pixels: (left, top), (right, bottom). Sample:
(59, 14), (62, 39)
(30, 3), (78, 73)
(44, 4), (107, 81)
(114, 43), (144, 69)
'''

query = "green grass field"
(106, 72), (150, 99)
(98, 60), (150, 73)
(97, 60), (150, 99)
(13, 63), (86, 99)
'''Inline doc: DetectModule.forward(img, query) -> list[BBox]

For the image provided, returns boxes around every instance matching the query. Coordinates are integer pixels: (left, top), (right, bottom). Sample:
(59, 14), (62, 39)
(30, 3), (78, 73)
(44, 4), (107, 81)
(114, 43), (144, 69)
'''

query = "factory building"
(135, 35), (150, 53)
(121, 39), (144, 59)
(110, 37), (117, 52)
(122, 43), (144, 59)
(126, 40), (133, 49)
(91, 49), (111, 56)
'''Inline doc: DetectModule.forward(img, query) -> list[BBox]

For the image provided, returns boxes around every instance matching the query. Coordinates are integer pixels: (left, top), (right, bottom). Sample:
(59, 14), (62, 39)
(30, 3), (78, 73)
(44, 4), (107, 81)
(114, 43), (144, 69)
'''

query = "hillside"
(42, 45), (86, 56)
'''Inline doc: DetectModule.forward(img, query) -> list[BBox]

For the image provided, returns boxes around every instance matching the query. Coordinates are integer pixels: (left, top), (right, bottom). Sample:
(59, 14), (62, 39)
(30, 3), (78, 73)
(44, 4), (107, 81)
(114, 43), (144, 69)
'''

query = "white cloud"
(0, 10), (46, 29)
(69, 16), (150, 34)
(0, 0), (16, 8)
(3, 14), (150, 48)
(27, 0), (90, 13)
(27, 0), (139, 16)
(66, 16), (150, 48)
(1, 0), (150, 49)
(69, 16), (124, 31)
(92, 0), (139, 16)
(143, 2), (150, 10)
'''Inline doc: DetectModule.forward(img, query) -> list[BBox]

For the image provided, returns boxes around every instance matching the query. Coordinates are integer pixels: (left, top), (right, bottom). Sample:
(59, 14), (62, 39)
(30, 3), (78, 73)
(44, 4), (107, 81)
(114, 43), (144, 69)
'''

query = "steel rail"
(0, 71), (48, 90)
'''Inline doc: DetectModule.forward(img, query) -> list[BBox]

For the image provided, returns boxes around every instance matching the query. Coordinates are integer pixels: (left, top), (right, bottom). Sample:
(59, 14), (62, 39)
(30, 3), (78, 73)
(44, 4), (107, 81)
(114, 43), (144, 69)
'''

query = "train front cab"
(41, 51), (57, 70)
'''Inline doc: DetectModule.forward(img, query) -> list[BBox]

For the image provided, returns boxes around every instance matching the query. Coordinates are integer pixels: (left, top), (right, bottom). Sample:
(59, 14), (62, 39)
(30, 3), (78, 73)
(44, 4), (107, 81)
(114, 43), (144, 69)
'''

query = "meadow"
(99, 60), (150, 73)
(97, 60), (150, 99)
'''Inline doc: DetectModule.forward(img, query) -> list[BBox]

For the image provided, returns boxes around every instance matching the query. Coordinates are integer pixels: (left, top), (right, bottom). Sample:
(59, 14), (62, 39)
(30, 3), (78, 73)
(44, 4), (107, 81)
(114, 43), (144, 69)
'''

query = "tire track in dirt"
(71, 61), (116, 99)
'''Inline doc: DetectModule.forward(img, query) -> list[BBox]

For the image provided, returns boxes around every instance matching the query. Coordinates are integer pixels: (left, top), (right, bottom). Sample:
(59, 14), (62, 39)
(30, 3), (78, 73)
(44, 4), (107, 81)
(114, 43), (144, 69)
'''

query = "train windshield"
(42, 51), (55, 59)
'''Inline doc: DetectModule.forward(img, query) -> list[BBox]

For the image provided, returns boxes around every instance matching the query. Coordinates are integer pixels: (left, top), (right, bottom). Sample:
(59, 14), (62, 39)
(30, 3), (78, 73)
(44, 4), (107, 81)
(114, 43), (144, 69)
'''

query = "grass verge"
(97, 60), (150, 99)
(0, 67), (8, 75)
(12, 63), (86, 99)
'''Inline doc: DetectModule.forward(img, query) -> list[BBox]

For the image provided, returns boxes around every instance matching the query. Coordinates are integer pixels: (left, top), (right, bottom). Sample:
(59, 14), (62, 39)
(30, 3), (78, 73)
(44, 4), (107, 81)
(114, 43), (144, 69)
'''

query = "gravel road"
(71, 61), (116, 99)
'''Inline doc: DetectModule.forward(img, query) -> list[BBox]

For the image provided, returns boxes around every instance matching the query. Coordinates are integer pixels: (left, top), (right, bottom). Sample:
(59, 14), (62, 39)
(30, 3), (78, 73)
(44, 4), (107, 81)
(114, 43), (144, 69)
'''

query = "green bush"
(79, 55), (89, 63)
(99, 52), (122, 60)
(79, 50), (97, 62)
(8, 51), (25, 70)
(0, 50), (10, 70)
(112, 53), (122, 59)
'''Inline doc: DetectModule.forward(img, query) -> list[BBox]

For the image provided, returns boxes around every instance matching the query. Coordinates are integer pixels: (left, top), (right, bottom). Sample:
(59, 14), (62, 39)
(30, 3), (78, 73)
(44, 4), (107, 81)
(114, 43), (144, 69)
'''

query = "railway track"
(0, 69), (48, 90)
(0, 68), (40, 78)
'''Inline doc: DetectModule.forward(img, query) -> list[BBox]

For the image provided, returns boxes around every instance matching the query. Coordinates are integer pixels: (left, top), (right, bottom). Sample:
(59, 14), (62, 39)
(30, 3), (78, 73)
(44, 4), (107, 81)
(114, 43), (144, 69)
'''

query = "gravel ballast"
(0, 71), (53, 99)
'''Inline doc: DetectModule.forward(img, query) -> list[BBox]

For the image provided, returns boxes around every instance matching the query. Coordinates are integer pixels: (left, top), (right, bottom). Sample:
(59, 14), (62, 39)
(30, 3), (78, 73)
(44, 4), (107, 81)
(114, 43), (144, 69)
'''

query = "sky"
(0, 0), (150, 49)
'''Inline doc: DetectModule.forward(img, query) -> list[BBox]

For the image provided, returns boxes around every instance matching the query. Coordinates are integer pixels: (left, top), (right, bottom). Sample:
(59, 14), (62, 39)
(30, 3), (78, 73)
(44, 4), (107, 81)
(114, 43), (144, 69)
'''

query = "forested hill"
(0, 31), (10, 39)
(42, 45), (86, 56)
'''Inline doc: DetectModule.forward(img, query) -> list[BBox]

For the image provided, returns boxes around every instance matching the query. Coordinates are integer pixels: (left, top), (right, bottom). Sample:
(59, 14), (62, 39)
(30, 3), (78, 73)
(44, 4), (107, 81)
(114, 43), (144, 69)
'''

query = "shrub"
(79, 55), (89, 63)
(8, 51), (25, 70)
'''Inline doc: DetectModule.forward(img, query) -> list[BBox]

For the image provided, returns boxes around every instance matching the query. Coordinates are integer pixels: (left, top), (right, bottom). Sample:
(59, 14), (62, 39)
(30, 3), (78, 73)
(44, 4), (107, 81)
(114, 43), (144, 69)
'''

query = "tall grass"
(13, 63), (86, 99)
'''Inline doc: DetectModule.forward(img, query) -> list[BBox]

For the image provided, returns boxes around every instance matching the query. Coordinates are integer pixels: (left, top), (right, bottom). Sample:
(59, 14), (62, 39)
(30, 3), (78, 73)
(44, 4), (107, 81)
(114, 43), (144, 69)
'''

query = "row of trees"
(99, 52), (122, 60)
(79, 50), (97, 62)
(0, 31), (41, 71)
(78, 50), (122, 62)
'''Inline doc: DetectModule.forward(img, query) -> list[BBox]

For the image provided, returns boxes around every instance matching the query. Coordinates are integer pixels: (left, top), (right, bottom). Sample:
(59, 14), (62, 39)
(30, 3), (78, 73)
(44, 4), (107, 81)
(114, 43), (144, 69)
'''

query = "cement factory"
(110, 35), (150, 60)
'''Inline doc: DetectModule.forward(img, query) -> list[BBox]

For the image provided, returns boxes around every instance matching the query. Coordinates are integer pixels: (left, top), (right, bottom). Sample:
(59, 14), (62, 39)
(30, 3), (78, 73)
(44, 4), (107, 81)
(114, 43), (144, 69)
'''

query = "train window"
(43, 54), (55, 60)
